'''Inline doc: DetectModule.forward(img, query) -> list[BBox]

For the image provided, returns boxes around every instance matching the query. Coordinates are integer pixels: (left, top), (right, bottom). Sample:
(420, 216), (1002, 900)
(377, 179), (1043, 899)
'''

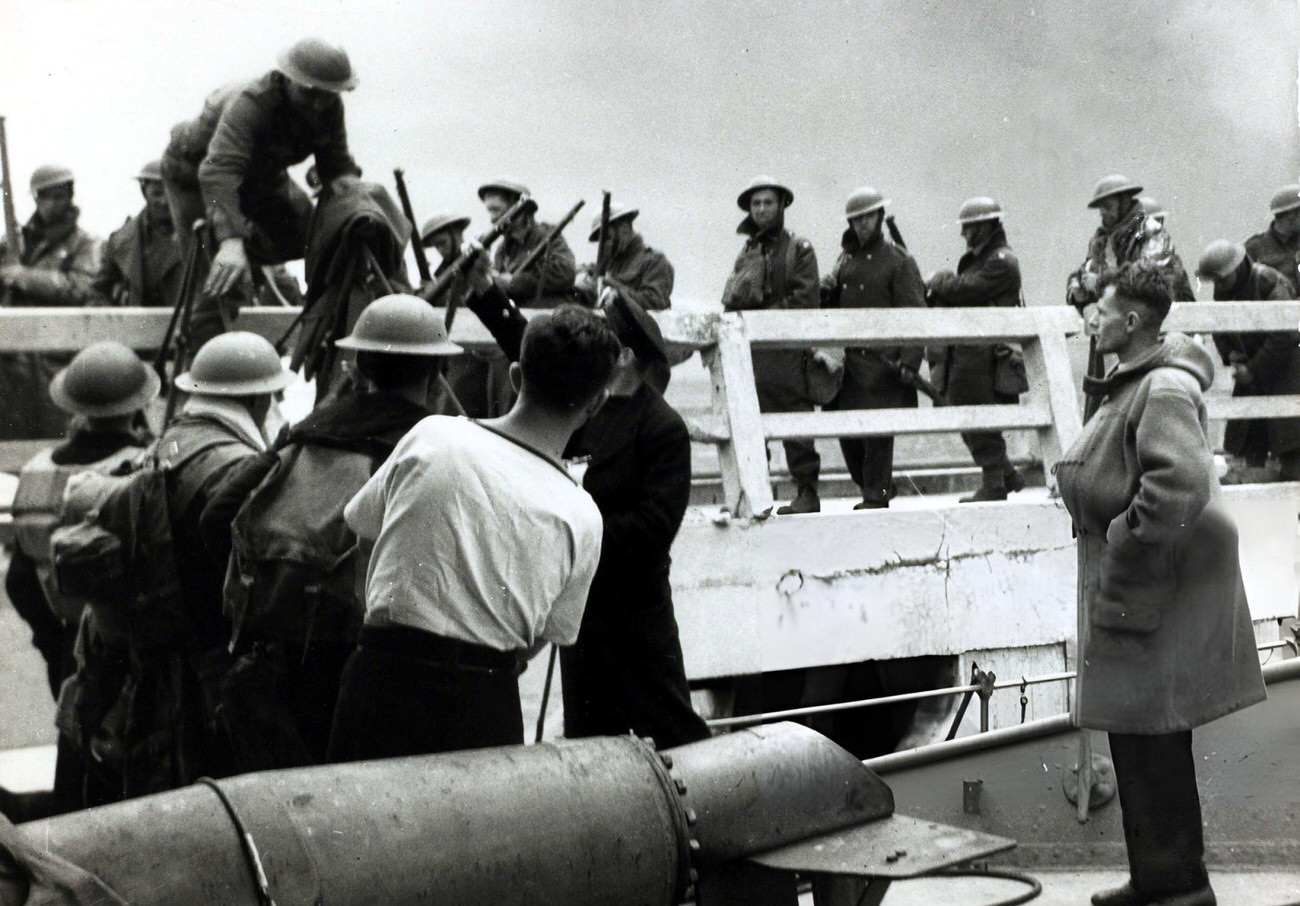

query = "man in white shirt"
(327, 303), (620, 759)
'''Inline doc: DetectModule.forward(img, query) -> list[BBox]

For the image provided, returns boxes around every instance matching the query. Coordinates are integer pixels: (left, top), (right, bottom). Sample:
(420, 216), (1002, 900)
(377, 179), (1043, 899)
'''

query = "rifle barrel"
(510, 199), (585, 276)
(394, 169), (432, 283)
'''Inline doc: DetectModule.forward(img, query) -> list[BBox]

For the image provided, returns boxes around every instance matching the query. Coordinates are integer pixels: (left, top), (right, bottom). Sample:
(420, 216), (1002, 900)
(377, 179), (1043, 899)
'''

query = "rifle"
(158, 220), (209, 425)
(875, 352), (943, 405)
(592, 191), (612, 303)
(0, 117), (22, 306)
(393, 169), (432, 283)
(417, 194), (533, 328)
(885, 214), (906, 250)
(509, 199), (585, 277)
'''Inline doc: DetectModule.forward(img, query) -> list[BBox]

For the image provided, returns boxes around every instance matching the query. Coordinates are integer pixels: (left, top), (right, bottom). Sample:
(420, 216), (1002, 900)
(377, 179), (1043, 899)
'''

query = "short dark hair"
(520, 305), (620, 411)
(355, 351), (438, 390)
(1100, 261), (1173, 326)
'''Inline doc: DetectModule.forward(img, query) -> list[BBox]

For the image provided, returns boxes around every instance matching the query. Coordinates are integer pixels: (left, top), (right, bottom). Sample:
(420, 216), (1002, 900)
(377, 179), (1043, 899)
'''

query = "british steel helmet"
(135, 160), (164, 183)
(335, 294), (463, 356)
(477, 177), (531, 202)
(588, 205), (639, 242)
(1195, 240), (1246, 280)
(1269, 184), (1300, 216)
(48, 342), (160, 417)
(1136, 195), (1166, 218)
(174, 332), (294, 396)
(30, 164), (74, 194)
(737, 176), (794, 211)
(1087, 174), (1143, 208)
(276, 37), (358, 92)
(844, 187), (888, 219)
(419, 213), (472, 245)
(957, 197), (1003, 225)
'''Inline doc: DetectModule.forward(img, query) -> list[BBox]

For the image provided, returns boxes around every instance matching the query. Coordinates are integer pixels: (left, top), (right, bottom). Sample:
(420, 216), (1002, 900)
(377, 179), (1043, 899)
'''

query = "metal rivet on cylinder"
(688, 839), (701, 853)
(686, 808), (698, 826)
(688, 868), (699, 883)
(675, 779), (688, 795)
(659, 753), (673, 769)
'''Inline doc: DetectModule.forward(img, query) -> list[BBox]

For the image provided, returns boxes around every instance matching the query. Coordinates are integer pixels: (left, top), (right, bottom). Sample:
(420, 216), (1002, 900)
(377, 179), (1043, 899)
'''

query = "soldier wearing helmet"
(90, 161), (183, 308)
(927, 197), (1027, 502)
(1, 342), (156, 819)
(820, 187), (927, 509)
(477, 177), (577, 310)
(1244, 184), (1300, 294)
(198, 296), (462, 772)
(0, 164), (103, 440)
(1066, 174), (1194, 318)
(152, 332), (294, 776)
(1197, 240), (1300, 483)
(574, 204), (675, 314)
(721, 176), (823, 514)
(161, 37), (362, 348)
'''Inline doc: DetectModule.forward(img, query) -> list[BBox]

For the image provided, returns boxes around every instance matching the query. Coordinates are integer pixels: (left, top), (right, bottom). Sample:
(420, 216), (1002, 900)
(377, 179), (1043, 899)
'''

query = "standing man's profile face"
(1091, 285), (1137, 356)
(748, 189), (782, 230)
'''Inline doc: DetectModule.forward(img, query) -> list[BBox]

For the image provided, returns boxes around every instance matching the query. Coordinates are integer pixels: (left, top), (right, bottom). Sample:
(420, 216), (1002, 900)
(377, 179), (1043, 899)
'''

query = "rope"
(197, 776), (278, 906)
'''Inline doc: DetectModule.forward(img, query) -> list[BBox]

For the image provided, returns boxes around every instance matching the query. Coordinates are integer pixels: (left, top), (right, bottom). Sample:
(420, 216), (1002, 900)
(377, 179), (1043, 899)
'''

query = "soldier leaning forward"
(161, 38), (362, 350)
(1196, 241), (1300, 482)
(198, 296), (461, 772)
(821, 187), (927, 509)
(927, 197), (1026, 502)
(0, 165), (102, 440)
(1, 344), (155, 820)
(722, 176), (823, 515)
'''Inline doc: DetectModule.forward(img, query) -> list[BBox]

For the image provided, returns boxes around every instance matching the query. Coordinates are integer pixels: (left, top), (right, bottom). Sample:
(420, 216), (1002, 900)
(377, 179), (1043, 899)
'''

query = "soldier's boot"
(778, 485), (821, 515)
(1090, 881), (1147, 906)
(1004, 463), (1026, 494)
(960, 466), (1007, 503)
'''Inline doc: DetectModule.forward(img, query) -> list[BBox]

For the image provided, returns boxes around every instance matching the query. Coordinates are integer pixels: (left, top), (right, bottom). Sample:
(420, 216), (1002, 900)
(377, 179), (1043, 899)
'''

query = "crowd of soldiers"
(3, 36), (1300, 819)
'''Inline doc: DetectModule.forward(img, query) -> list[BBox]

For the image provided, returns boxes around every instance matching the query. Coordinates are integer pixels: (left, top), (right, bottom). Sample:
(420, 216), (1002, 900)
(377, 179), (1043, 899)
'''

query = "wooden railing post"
(1022, 309), (1084, 478)
(702, 314), (774, 518)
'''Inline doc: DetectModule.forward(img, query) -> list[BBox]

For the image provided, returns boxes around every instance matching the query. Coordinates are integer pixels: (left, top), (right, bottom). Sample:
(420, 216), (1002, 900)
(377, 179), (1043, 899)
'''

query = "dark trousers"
(327, 625), (523, 763)
(1108, 731), (1209, 899)
(560, 597), (710, 750)
(839, 436), (894, 502)
(753, 350), (820, 491)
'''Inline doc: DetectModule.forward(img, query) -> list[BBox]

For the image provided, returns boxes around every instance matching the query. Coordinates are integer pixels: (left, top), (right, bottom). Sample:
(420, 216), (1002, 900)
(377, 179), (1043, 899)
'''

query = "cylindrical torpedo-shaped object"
(4, 722), (893, 906)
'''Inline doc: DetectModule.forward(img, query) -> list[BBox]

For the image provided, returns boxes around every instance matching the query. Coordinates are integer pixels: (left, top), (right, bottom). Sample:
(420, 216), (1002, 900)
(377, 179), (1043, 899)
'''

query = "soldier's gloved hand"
(463, 241), (492, 295)
(897, 362), (918, 384)
(810, 348), (842, 371)
(1231, 363), (1255, 386)
(928, 269), (957, 294)
(574, 269), (596, 294)
(205, 238), (250, 297)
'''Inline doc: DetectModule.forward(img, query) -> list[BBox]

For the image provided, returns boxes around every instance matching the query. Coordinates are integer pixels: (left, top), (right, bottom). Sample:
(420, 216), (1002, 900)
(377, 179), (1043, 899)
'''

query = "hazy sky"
(1, 0), (1296, 309)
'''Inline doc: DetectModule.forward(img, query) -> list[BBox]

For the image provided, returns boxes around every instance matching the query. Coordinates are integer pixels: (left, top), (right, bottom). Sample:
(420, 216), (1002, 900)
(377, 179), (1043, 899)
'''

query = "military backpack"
(223, 441), (376, 656)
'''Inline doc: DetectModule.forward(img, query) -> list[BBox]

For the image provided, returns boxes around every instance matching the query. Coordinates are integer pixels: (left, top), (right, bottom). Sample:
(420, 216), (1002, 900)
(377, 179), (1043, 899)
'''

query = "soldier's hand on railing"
(1231, 363), (1255, 386)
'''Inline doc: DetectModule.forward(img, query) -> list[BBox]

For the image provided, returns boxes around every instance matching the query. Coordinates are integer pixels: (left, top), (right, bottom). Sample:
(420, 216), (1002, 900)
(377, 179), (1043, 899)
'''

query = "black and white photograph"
(0, 2), (1298, 903)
